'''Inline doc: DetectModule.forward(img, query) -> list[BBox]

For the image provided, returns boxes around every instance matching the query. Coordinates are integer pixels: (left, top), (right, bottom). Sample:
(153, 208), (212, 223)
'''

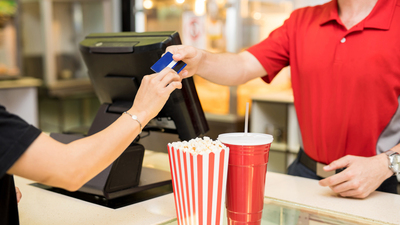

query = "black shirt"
(0, 105), (41, 225)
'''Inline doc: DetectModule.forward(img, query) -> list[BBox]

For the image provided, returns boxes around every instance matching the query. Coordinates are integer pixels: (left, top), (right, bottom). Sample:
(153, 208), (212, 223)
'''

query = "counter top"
(15, 150), (400, 225)
(0, 77), (42, 89)
(15, 150), (177, 225)
(264, 172), (400, 224)
(251, 89), (294, 103)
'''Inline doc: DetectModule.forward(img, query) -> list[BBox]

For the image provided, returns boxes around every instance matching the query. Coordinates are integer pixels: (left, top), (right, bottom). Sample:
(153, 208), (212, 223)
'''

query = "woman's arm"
(7, 68), (182, 191)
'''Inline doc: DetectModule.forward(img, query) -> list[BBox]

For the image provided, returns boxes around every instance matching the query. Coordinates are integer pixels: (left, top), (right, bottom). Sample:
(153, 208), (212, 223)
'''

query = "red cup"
(218, 133), (273, 225)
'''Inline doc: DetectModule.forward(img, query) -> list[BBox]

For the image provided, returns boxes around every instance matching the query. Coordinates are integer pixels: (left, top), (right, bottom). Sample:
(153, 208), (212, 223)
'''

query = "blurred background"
(1, 0), (329, 173)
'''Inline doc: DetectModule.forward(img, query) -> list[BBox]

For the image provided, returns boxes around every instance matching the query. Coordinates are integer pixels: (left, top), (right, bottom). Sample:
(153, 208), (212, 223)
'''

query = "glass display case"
(162, 196), (383, 225)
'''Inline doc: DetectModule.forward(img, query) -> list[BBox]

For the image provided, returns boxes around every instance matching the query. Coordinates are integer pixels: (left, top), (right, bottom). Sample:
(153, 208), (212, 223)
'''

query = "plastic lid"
(218, 133), (273, 146)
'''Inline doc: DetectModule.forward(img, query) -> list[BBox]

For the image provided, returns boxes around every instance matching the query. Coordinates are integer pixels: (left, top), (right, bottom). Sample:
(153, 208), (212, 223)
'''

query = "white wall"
(293, 0), (330, 9)
(0, 87), (38, 127)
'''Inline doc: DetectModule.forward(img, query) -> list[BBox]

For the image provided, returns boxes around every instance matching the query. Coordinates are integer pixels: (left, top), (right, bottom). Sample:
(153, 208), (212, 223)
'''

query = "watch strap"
(384, 150), (396, 157)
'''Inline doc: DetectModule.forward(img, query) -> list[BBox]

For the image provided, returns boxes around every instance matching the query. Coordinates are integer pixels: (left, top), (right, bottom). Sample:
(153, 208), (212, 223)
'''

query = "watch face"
(392, 154), (400, 173)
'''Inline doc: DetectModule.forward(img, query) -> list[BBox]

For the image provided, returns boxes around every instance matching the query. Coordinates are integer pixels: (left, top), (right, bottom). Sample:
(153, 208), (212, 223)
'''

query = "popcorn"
(168, 136), (228, 155)
(168, 137), (230, 225)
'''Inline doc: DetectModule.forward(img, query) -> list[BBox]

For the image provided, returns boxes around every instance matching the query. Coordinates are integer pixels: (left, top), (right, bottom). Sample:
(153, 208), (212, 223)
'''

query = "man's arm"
(167, 45), (267, 86)
(319, 144), (399, 198)
(7, 68), (182, 192)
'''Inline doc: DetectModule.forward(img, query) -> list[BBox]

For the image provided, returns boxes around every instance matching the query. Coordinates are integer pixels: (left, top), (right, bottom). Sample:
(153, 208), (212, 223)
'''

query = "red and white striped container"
(168, 142), (229, 225)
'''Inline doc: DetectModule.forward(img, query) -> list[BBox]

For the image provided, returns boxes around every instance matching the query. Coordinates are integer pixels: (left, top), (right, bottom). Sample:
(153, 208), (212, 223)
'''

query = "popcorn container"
(168, 138), (230, 225)
(218, 133), (273, 225)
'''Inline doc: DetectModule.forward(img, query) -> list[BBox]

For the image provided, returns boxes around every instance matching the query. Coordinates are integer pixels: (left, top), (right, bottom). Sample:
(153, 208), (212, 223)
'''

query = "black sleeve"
(0, 105), (41, 177)
(0, 175), (20, 225)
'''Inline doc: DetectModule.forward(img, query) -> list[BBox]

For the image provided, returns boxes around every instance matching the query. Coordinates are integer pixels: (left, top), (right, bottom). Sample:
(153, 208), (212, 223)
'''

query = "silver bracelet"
(123, 111), (142, 134)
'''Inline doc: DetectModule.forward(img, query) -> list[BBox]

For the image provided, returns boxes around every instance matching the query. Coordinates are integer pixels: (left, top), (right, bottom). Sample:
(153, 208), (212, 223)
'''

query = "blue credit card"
(151, 52), (187, 74)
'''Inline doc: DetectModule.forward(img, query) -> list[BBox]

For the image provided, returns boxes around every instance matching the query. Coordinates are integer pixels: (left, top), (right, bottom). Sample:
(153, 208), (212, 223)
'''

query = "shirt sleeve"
(0, 105), (41, 177)
(246, 15), (291, 83)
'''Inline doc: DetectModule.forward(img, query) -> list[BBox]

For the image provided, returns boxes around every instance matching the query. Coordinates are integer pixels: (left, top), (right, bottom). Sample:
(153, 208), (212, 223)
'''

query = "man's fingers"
(167, 45), (197, 62)
(319, 169), (350, 187)
(329, 178), (361, 194)
(166, 45), (186, 54)
(319, 157), (352, 187)
(324, 155), (352, 171)
(166, 46), (187, 60)
(319, 155), (386, 199)
(337, 188), (368, 199)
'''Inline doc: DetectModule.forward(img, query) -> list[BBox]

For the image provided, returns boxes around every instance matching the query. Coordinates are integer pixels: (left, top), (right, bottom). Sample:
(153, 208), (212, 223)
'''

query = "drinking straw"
(244, 102), (249, 134)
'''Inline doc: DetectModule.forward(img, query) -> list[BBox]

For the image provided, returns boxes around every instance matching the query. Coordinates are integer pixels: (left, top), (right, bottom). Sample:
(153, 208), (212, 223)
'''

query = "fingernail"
(324, 165), (330, 170)
(174, 54), (181, 58)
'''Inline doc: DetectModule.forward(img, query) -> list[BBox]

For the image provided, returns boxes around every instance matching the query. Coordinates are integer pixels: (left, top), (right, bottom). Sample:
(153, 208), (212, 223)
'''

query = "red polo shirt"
(247, 0), (400, 164)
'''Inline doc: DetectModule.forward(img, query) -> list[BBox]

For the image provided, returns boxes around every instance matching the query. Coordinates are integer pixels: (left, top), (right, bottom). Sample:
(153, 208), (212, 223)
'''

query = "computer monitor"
(69, 31), (208, 204)
(46, 32), (208, 206)
(79, 31), (209, 141)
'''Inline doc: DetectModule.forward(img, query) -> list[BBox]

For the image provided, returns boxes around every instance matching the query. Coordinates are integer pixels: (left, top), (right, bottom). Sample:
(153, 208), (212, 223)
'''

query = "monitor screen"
(79, 31), (209, 141)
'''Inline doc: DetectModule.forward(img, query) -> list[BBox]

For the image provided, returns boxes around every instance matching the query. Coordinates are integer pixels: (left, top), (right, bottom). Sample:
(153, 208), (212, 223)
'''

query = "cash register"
(43, 31), (209, 208)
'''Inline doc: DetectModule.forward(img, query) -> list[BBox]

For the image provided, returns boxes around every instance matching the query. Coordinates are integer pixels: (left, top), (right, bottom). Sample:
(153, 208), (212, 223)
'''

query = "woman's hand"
(16, 186), (22, 203)
(129, 68), (182, 124)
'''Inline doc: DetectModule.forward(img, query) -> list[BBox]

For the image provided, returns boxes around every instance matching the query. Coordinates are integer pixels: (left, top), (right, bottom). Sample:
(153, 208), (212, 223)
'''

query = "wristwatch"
(384, 150), (400, 175)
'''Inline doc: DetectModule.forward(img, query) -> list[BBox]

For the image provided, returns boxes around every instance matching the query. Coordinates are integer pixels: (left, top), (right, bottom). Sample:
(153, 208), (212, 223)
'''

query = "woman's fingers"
(165, 81), (182, 93)
(131, 67), (183, 122)
(150, 67), (182, 89)
(15, 186), (22, 203)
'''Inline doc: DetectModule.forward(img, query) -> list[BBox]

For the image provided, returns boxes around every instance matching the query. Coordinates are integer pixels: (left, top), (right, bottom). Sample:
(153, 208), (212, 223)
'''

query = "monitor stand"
(31, 166), (172, 209)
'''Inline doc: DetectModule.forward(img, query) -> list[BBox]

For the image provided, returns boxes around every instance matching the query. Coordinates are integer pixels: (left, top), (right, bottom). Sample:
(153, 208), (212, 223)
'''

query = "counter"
(15, 150), (400, 225)
(0, 77), (42, 89)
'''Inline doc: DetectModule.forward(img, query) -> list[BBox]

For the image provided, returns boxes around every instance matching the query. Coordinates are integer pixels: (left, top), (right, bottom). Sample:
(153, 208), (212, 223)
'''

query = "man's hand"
(318, 154), (393, 198)
(166, 45), (205, 79)
(166, 45), (267, 86)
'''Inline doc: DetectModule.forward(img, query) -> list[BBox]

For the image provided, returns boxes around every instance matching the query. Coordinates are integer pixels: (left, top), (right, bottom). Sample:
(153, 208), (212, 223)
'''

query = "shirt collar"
(319, 0), (339, 26)
(319, 0), (397, 30)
